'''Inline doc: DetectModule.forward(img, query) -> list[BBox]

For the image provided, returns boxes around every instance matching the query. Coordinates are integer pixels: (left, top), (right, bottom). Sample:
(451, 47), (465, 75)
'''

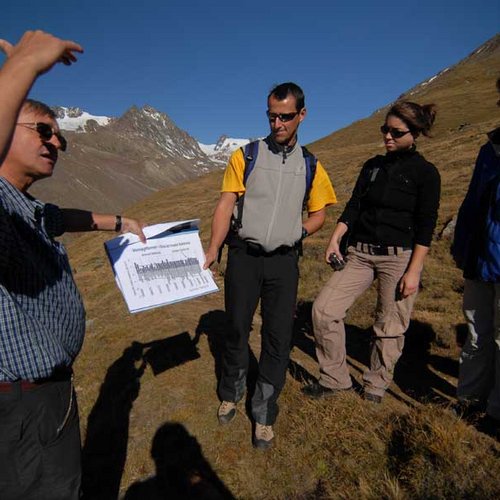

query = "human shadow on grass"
(194, 309), (263, 417)
(82, 332), (200, 500)
(291, 301), (456, 403)
(394, 320), (457, 403)
(194, 310), (227, 384)
(124, 422), (235, 499)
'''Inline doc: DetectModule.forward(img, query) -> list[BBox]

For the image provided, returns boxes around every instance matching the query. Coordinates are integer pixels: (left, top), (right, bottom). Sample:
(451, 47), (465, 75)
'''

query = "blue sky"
(1, 0), (499, 144)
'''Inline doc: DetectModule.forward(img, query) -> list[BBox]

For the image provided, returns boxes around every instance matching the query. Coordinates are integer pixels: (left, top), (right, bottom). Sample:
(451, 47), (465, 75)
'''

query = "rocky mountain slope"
(30, 105), (220, 213)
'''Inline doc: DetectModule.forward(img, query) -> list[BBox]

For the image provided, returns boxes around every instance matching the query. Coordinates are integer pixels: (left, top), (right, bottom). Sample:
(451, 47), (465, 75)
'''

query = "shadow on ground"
(124, 422), (235, 500)
(195, 309), (259, 416)
(82, 332), (200, 499)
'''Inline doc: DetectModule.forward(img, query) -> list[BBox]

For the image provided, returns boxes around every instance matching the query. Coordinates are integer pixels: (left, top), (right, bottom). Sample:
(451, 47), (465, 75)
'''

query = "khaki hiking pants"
(312, 246), (417, 397)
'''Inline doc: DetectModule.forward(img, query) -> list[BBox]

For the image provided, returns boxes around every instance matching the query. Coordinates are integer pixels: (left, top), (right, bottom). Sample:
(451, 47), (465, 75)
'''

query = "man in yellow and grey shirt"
(204, 82), (336, 449)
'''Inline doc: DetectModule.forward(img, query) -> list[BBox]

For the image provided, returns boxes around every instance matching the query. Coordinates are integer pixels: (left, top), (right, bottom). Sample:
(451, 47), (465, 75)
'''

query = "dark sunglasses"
(17, 122), (67, 151)
(266, 111), (299, 122)
(380, 124), (412, 139)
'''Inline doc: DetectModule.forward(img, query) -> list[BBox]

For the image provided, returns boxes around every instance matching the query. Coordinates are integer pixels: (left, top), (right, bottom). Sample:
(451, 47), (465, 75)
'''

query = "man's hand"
(0, 30), (83, 75)
(121, 217), (147, 244)
(203, 247), (218, 270)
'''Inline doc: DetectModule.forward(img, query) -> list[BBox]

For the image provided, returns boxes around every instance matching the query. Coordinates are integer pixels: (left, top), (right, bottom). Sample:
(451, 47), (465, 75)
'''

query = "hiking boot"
(451, 400), (485, 421)
(253, 423), (274, 450)
(364, 392), (383, 404)
(217, 401), (237, 425)
(301, 382), (351, 399)
(478, 414), (500, 441)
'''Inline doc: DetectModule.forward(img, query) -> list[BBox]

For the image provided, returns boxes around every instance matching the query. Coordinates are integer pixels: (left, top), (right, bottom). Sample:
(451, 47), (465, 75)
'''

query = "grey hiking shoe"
(253, 423), (274, 450)
(217, 401), (237, 425)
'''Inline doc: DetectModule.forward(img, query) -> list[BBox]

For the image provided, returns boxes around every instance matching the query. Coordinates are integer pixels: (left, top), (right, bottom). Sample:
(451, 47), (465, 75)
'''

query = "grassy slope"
(71, 36), (500, 498)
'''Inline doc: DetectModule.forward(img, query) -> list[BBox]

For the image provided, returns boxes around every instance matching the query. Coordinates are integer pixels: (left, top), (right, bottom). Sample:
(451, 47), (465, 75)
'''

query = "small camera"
(328, 253), (346, 271)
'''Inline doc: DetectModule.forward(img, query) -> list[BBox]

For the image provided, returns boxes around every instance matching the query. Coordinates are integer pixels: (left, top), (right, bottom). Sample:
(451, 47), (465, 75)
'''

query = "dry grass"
(68, 37), (500, 498)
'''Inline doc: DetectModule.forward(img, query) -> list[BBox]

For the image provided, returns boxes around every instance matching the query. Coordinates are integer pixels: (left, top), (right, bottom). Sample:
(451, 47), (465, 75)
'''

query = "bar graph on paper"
(105, 220), (218, 313)
(128, 256), (212, 298)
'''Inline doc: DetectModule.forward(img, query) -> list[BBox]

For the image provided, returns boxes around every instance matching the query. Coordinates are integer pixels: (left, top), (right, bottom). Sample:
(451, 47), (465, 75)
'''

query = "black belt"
(230, 237), (296, 257)
(354, 242), (412, 256)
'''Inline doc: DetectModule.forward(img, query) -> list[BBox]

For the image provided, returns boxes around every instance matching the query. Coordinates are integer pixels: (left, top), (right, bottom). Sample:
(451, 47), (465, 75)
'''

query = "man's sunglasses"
(266, 111), (299, 123)
(17, 122), (67, 151)
(380, 125), (412, 139)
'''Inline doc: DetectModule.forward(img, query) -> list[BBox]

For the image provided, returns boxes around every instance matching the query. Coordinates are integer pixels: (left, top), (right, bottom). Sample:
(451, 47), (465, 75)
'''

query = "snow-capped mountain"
(199, 135), (251, 164)
(52, 106), (112, 132)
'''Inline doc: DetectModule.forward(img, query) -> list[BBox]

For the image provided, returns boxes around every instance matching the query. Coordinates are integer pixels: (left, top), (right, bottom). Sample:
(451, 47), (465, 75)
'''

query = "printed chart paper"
(105, 219), (218, 313)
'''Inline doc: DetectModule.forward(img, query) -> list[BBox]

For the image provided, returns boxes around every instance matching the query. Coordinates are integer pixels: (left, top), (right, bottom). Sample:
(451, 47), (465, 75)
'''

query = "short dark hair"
(21, 99), (57, 119)
(268, 82), (305, 111)
(386, 101), (436, 137)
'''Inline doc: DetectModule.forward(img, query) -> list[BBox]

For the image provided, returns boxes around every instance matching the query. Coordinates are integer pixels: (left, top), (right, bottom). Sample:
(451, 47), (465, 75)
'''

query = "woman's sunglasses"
(17, 122), (67, 151)
(380, 124), (412, 139)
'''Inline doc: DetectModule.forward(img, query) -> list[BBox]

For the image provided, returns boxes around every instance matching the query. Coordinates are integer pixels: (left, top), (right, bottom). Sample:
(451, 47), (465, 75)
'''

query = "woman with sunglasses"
(302, 101), (440, 403)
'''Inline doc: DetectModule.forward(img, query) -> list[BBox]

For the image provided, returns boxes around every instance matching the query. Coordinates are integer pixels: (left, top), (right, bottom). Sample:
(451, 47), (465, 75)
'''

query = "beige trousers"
(312, 246), (417, 396)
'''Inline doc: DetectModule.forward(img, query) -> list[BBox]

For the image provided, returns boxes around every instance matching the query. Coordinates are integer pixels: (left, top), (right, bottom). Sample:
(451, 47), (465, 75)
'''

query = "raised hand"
(0, 30), (83, 75)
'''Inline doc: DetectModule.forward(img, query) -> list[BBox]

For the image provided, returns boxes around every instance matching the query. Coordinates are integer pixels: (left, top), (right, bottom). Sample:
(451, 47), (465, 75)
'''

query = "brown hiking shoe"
(301, 382), (352, 399)
(253, 423), (274, 450)
(217, 401), (237, 425)
(364, 392), (383, 404)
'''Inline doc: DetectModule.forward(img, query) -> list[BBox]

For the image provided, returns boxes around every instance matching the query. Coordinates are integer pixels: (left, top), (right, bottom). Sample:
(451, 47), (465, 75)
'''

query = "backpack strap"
(301, 146), (318, 211)
(242, 140), (259, 186)
(233, 140), (260, 230)
(217, 141), (259, 263)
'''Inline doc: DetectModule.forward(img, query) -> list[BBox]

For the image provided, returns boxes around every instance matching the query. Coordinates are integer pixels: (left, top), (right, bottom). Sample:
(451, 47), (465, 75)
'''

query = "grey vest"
(237, 138), (306, 252)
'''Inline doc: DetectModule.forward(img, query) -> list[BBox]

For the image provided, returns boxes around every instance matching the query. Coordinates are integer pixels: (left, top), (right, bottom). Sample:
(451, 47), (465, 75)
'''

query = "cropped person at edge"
(0, 31), (146, 499)
(452, 77), (500, 438)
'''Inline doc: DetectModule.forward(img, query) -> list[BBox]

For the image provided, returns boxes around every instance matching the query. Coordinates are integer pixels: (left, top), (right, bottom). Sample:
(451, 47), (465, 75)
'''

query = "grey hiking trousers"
(458, 279), (500, 420)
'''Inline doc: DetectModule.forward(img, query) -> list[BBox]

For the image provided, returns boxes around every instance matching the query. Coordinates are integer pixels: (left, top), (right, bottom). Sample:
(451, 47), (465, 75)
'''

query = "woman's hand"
(399, 270), (420, 298)
(399, 244), (429, 298)
(324, 222), (349, 264)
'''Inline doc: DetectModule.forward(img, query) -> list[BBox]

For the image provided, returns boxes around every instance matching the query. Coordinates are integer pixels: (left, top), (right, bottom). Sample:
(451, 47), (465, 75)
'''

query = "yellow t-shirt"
(221, 147), (337, 212)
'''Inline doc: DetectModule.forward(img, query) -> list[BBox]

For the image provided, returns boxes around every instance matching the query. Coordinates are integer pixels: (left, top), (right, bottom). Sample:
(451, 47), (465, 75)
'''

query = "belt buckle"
(246, 241), (263, 255)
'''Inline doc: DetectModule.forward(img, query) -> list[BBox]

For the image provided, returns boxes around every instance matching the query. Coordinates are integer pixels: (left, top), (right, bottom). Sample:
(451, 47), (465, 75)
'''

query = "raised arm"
(0, 30), (83, 163)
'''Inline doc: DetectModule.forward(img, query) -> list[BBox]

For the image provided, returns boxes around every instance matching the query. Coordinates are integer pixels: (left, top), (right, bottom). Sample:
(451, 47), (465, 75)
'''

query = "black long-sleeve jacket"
(339, 147), (441, 247)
